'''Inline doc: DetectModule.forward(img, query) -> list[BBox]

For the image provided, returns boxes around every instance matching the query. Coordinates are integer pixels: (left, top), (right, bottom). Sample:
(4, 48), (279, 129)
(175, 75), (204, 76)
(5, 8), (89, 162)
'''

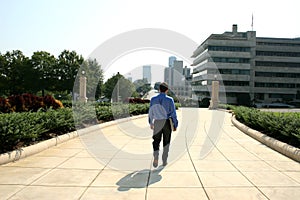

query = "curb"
(0, 114), (148, 165)
(0, 131), (79, 165)
(231, 115), (300, 163)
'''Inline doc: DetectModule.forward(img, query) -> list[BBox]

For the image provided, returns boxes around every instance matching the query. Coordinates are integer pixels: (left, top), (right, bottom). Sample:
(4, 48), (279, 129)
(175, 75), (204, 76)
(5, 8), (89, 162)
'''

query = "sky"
(1, 0), (300, 82)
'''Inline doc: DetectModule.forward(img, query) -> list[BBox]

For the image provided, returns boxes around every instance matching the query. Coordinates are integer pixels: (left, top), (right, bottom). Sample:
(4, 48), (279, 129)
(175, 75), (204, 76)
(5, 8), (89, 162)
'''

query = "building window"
(255, 72), (300, 78)
(257, 41), (300, 47)
(219, 69), (250, 75)
(208, 46), (250, 52)
(254, 93), (264, 100)
(256, 51), (300, 57)
(256, 61), (300, 68)
(255, 82), (296, 88)
(212, 57), (250, 63)
(226, 92), (238, 97)
(269, 94), (295, 99)
(223, 81), (249, 86)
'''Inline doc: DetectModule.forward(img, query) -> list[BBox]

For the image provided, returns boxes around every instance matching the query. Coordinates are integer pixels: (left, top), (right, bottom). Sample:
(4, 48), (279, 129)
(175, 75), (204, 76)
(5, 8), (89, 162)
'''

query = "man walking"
(148, 82), (178, 167)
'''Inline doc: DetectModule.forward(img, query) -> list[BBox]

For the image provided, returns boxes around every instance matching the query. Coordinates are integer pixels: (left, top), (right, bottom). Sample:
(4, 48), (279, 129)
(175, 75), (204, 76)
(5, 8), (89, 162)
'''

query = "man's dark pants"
(152, 119), (172, 162)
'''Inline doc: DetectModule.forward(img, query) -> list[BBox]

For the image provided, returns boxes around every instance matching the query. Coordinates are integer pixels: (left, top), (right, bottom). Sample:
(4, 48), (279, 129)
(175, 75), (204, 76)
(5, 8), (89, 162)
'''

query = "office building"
(169, 56), (177, 67)
(164, 58), (192, 98)
(143, 65), (151, 84)
(191, 24), (300, 105)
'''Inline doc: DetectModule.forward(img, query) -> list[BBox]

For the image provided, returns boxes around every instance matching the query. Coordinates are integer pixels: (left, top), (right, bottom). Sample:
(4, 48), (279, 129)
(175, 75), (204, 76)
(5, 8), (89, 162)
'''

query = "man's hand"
(150, 124), (154, 130)
(173, 127), (177, 131)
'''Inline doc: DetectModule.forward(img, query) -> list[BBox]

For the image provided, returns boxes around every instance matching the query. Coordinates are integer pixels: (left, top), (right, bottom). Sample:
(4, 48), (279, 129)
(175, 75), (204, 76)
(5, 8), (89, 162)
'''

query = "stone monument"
(209, 80), (219, 109)
(79, 71), (88, 103)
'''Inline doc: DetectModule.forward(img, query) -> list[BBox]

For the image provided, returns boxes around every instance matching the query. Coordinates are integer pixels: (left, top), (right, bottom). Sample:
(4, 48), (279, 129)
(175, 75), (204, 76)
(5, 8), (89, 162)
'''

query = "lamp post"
(79, 70), (88, 103)
(209, 75), (219, 109)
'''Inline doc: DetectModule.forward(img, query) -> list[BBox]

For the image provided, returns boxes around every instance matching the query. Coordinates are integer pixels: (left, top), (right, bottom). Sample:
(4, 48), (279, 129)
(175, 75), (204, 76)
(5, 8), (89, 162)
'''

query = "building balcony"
(192, 52), (209, 66)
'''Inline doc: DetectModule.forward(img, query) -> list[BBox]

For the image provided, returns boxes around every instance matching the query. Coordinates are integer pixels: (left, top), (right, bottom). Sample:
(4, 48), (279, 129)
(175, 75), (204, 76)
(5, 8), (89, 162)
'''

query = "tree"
(133, 79), (151, 97)
(78, 58), (104, 100)
(3, 50), (31, 95)
(103, 72), (135, 102)
(0, 52), (8, 96)
(30, 51), (57, 96)
(56, 50), (84, 93)
(154, 82), (161, 91)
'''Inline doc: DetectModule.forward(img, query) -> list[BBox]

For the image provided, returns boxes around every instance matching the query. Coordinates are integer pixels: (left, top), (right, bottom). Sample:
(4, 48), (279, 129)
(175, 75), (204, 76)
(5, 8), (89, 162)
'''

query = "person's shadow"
(116, 166), (164, 191)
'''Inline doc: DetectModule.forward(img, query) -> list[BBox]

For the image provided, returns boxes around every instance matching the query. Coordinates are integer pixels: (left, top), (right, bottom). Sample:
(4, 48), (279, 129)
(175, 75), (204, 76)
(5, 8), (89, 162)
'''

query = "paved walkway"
(0, 108), (300, 200)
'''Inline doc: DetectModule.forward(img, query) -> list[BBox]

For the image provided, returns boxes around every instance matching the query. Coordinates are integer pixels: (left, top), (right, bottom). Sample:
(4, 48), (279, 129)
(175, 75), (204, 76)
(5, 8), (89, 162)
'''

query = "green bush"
(0, 108), (75, 153)
(95, 103), (149, 121)
(0, 102), (173, 153)
(233, 106), (300, 147)
(72, 102), (98, 128)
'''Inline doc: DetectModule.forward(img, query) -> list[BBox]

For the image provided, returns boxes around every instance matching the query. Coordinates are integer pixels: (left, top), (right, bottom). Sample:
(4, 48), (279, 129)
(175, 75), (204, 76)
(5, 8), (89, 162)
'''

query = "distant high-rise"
(143, 65), (151, 83)
(172, 60), (183, 86)
(164, 67), (173, 86)
(169, 56), (177, 67)
(183, 66), (191, 78)
(164, 58), (192, 98)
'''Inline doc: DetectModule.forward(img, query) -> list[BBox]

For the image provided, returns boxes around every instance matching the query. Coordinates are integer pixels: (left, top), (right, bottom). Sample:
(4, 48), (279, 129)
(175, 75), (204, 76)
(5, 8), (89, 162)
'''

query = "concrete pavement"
(0, 108), (300, 200)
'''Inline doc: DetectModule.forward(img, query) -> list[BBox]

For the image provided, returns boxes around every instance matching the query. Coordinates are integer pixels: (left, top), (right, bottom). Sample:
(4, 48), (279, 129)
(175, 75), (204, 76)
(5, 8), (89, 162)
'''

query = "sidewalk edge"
(0, 114), (148, 165)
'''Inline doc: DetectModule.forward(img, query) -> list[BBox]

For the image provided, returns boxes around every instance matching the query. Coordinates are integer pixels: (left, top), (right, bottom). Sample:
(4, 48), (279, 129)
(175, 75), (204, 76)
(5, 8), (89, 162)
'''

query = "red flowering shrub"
(0, 94), (63, 113)
(0, 97), (11, 113)
(125, 97), (150, 104)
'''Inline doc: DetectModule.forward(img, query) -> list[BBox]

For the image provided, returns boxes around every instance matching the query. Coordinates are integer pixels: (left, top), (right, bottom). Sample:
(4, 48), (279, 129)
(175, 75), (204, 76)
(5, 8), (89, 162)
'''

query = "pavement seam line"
(221, 115), (300, 190)
(203, 115), (270, 200)
(77, 169), (104, 200)
(6, 148), (85, 200)
(184, 125), (210, 200)
(144, 158), (153, 200)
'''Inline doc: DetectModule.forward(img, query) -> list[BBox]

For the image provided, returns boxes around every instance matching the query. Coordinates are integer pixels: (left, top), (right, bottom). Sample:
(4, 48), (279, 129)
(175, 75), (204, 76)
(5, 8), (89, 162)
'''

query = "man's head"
(159, 82), (169, 93)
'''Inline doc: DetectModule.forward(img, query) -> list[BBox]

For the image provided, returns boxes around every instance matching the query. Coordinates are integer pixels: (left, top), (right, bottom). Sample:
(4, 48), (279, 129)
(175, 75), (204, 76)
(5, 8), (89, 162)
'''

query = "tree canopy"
(133, 79), (151, 97)
(0, 50), (88, 98)
(103, 72), (136, 102)
(0, 49), (142, 102)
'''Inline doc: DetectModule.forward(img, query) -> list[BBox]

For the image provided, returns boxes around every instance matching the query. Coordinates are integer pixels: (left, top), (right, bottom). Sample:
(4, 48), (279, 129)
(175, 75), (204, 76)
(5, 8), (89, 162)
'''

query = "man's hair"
(159, 82), (168, 93)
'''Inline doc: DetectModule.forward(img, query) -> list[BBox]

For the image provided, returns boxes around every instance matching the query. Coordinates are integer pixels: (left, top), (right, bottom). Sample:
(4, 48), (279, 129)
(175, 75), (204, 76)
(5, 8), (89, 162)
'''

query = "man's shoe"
(153, 159), (158, 168)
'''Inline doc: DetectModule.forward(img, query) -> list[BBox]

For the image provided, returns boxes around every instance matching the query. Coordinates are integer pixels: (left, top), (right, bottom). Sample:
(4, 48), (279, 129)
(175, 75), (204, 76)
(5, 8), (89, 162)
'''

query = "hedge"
(0, 108), (75, 153)
(233, 106), (300, 148)
(0, 103), (151, 153)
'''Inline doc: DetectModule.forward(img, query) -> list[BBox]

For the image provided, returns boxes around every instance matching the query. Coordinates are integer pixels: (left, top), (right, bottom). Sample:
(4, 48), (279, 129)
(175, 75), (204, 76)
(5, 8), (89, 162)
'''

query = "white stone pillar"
(209, 80), (219, 109)
(79, 76), (88, 103)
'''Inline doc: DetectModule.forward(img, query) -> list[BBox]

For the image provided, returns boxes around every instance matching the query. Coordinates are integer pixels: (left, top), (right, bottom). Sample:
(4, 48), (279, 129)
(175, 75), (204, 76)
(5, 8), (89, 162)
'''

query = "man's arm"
(148, 99), (154, 129)
(169, 98), (178, 131)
